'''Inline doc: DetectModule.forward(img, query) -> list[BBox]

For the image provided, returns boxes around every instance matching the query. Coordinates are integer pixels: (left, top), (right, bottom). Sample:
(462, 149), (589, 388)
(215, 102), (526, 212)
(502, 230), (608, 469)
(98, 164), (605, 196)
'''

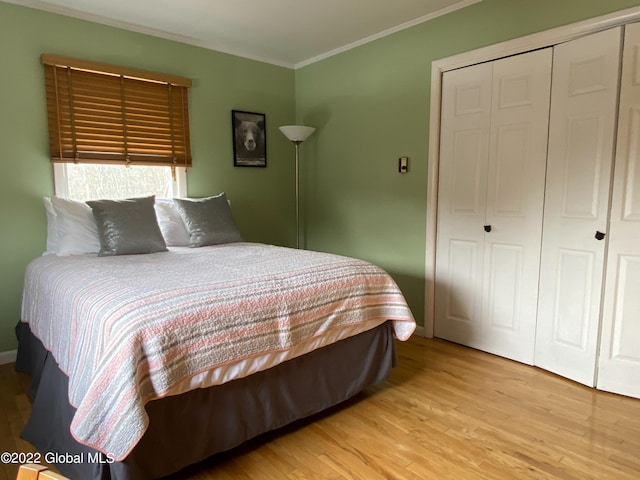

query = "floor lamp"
(279, 125), (316, 249)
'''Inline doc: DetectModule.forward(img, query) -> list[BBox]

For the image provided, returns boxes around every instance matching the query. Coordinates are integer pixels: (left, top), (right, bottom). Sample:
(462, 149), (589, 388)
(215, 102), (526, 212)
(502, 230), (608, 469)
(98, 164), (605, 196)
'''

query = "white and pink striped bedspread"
(21, 243), (415, 460)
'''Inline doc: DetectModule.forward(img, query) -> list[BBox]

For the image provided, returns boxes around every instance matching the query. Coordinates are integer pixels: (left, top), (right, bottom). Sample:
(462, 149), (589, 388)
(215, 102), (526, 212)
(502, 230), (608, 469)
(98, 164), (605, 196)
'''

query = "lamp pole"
(293, 140), (301, 249)
(278, 125), (315, 249)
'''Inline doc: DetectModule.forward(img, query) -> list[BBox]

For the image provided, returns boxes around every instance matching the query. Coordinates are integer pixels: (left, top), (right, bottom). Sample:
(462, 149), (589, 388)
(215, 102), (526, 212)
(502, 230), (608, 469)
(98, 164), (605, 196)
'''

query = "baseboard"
(413, 325), (426, 338)
(0, 349), (17, 365)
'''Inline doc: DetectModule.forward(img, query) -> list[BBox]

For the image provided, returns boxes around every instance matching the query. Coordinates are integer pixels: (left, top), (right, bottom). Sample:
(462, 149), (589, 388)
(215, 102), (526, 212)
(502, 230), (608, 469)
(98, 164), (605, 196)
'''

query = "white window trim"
(52, 163), (188, 199)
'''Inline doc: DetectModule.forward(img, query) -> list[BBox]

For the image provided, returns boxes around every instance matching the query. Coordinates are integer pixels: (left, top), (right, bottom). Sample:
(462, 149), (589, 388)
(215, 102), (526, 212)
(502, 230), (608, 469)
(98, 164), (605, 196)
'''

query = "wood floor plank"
(2, 337), (640, 479)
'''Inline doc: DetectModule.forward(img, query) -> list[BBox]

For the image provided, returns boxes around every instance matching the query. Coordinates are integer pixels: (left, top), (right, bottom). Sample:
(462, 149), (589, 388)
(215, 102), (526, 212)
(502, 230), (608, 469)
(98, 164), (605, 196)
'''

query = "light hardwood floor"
(1, 336), (639, 479)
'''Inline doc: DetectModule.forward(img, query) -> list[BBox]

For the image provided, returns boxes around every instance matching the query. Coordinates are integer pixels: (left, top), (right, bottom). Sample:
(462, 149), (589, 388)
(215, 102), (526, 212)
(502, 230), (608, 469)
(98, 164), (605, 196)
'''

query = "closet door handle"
(595, 231), (606, 240)
(484, 225), (492, 233)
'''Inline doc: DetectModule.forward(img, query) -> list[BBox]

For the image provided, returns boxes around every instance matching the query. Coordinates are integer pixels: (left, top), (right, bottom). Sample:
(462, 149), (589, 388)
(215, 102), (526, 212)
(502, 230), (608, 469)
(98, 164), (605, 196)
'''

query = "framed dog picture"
(232, 110), (266, 167)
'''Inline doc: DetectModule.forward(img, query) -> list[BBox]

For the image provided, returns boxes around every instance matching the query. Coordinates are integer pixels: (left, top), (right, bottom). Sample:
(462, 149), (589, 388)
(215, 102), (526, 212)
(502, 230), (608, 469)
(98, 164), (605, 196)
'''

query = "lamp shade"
(279, 125), (315, 142)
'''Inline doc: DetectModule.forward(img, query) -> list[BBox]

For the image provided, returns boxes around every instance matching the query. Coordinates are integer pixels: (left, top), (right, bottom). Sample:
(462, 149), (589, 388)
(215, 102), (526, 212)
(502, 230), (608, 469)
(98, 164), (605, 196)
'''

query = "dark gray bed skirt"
(15, 321), (397, 480)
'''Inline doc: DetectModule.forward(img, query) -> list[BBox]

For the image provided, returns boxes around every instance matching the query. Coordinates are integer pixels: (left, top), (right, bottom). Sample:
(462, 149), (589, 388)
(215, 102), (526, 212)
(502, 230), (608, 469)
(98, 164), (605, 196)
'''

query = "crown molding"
(295, 0), (482, 69)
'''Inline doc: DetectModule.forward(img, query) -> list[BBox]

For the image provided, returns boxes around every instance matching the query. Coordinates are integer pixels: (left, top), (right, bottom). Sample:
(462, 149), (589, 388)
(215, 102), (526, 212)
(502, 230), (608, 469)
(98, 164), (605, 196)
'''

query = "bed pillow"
(173, 193), (243, 247)
(50, 196), (101, 255)
(87, 196), (168, 256)
(154, 198), (191, 246)
(43, 197), (59, 255)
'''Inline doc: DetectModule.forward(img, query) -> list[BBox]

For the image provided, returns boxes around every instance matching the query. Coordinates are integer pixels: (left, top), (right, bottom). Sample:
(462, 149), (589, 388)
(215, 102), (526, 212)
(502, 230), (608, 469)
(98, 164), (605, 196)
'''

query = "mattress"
(20, 243), (416, 460)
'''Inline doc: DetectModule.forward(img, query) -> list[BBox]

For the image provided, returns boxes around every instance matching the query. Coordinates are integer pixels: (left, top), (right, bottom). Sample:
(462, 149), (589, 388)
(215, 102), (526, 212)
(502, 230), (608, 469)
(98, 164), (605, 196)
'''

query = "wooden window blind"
(42, 54), (192, 169)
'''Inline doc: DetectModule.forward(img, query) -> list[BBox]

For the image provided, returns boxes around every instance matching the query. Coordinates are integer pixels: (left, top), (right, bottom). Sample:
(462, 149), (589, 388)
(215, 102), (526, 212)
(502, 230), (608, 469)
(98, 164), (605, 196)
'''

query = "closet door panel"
(436, 49), (552, 363)
(481, 48), (552, 364)
(622, 108), (640, 219)
(598, 22), (640, 399)
(561, 116), (609, 218)
(535, 27), (622, 386)
(445, 239), (479, 324)
(435, 62), (492, 346)
(553, 249), (594, 347)
(485, 243), (523, 330)
(451, 129), (487, 215)
(611, 257), (640, 357)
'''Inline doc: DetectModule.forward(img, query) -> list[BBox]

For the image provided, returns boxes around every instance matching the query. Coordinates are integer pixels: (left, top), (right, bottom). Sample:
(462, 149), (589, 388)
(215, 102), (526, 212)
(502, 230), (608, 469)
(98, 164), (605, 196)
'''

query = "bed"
(16, 205), (416, 480)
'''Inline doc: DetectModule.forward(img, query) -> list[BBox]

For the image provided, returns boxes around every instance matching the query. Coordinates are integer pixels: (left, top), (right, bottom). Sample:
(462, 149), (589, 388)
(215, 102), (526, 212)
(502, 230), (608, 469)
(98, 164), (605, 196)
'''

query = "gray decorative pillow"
(87, 196), (168, 256)
(173, 193), (243, 247)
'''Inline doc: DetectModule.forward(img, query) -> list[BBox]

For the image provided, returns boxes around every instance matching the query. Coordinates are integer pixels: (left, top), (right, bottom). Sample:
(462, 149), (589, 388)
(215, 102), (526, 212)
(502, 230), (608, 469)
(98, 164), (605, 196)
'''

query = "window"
(42, 54), (191, 200)
(53, 163), (187, 201)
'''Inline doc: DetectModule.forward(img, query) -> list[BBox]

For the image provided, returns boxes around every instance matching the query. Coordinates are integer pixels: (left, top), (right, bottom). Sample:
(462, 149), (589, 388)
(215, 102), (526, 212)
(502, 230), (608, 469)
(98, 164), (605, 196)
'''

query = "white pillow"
(50, 196), (101, 255)
(43, 197), (59, 255)
(154, 198), (190, 246)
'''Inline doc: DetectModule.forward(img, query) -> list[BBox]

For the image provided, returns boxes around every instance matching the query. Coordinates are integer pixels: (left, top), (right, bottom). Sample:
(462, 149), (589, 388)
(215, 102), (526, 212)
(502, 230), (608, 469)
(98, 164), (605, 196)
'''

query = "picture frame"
(232, 110), (266, 167)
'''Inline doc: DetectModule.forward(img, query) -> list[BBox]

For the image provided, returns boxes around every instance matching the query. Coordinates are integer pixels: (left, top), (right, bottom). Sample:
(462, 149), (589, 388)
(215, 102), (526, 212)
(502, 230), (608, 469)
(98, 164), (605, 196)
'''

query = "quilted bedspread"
(20, 243), (415, 460)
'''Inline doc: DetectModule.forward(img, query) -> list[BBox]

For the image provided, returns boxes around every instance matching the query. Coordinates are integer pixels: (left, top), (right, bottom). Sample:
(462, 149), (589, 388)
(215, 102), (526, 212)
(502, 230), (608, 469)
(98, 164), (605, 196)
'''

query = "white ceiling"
(8, 0), (481, 68)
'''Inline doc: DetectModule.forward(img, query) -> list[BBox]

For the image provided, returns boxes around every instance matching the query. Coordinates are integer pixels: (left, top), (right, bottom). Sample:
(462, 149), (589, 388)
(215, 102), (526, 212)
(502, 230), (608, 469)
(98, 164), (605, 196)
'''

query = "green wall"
(3, 0), (640, 353)
(0, 2), (295, 352)
(294, 0), (640, 327)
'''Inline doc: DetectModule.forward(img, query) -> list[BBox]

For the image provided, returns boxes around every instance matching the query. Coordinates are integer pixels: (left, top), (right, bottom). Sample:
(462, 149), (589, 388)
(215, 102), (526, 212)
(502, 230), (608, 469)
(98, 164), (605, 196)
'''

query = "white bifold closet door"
(598, 22), (640, 398)
(435, 49), (552, 364)
(534, 27), (623, 386)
